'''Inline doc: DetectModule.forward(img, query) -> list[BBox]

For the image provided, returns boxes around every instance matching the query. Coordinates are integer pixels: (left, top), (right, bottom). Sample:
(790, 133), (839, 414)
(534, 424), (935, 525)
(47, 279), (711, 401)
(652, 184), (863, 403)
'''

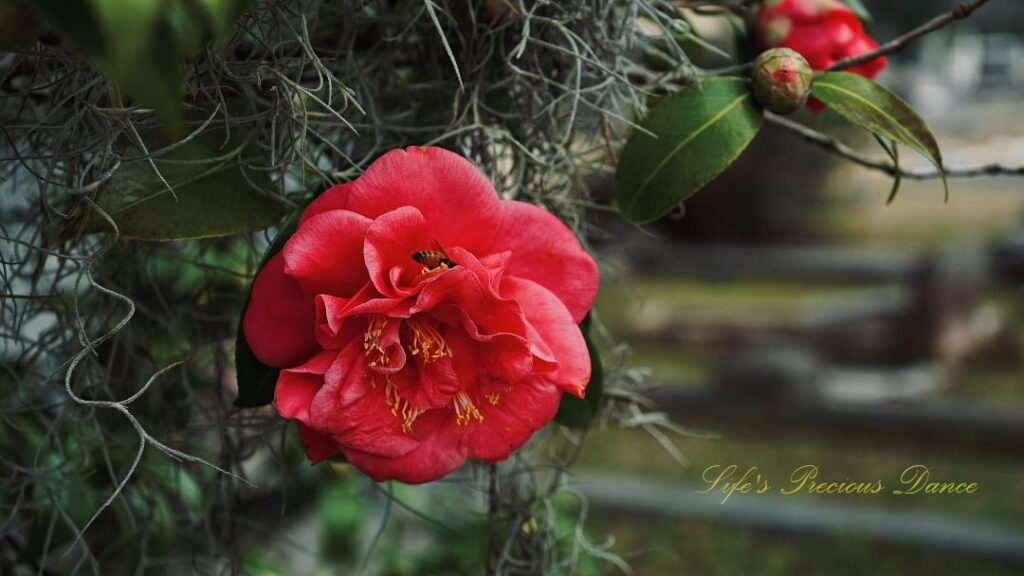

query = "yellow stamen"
(400, 402), (424, 434)
(363, 316), (390, 368)
(382, 377), (423, 434)
(419, 262), (449, 275)
(407, 317), (453, 365)
(364, 316), (422, 433)
(485, 393), (500, 406)
(384, 378), (401, 416)
(454, 392), (484, 426)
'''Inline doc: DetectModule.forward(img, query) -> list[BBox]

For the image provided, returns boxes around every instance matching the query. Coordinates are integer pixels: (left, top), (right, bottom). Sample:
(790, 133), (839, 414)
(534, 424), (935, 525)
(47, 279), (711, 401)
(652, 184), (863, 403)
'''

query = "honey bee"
(412, 241), (456, 272)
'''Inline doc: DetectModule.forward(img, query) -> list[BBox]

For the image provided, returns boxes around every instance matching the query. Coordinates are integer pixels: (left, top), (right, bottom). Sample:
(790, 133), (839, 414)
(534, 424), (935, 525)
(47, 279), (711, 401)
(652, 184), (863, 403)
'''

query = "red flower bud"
(755, 0), (886, 110)
(752, 48), (814, 114)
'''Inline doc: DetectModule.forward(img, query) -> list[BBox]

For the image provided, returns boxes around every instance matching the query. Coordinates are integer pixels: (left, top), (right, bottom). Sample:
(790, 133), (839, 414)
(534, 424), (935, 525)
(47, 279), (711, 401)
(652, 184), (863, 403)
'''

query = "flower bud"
(751, 48), (814, 115)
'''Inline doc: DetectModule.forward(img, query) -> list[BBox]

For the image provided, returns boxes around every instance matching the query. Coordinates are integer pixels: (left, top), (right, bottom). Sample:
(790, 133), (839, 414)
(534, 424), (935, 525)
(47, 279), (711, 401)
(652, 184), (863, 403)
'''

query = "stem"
(767, 113), (1024, 179)
(828, 0), (992, 72)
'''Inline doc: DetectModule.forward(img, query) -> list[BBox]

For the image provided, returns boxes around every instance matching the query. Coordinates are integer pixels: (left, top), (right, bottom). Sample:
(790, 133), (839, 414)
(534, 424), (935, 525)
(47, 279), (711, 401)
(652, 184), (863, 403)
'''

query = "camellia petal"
(301, 146), (503, 255)
(308, 339), (422, 459)
(242, 252), (318, 368)
(274, 350), (337, 423)
(490, 201), (599, 324)
(464, 377), (562, 462)
(282, 209), (372, 298)
(341, 422), (466, 484)
(502, 277), (591, 398)
(363, 206), (432, 297)
(297, 422), (343, 464)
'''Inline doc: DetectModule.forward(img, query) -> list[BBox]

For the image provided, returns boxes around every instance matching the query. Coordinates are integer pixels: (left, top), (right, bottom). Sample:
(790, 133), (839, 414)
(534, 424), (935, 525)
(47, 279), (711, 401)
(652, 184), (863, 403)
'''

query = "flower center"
(411, 248), (456, 275)
(364, 314), (489, 432)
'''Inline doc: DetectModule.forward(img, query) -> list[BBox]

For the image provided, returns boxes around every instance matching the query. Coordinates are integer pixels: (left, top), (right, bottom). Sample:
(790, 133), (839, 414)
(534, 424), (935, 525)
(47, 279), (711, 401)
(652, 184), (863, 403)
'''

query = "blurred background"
(575, 1), (1024, 574)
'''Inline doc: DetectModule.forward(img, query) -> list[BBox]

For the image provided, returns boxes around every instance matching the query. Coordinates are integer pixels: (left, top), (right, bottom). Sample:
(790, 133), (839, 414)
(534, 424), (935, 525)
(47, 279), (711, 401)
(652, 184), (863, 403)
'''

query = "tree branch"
(828, 0), (991, 72)
(767, 113), (1024, 180)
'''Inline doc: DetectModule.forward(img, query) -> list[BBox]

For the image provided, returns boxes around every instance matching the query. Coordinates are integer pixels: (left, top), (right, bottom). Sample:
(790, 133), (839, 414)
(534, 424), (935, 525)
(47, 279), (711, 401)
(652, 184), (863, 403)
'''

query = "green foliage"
(811, 71), (948, 199)
(27, 0), (253, 129)
(615, 77), (764, 223)
(874, 135), (902, 204)
(319, 481), (368, 561)
(63, 123), (285, 241)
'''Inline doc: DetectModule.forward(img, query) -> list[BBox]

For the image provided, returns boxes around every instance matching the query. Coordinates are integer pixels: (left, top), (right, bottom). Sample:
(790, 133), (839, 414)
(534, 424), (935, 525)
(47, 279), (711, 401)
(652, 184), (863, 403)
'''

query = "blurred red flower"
(242, 146), (598, 483)
(756, 0), (886, 109)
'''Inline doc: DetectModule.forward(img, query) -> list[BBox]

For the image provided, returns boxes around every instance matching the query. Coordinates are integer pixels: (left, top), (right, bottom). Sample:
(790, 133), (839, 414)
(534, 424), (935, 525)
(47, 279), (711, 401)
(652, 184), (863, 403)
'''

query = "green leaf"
(615, 77), (764, 223)
(234, 209), (301, 408)
(233, 329), (281, 409)
(839, 0), (873, 25)
(92, 0), (162, 74)
(70, 125), (285, 241)
(554, 315), (603, 429)
(874, 135), (902, 205)
(811, 71), (948, 199)
(27, 0), (254, 130)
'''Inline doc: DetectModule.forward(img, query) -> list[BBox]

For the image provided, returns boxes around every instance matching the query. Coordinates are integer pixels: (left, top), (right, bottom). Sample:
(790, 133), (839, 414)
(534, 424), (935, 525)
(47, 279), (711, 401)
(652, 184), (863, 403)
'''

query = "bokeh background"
(577, 1), (1024, 574)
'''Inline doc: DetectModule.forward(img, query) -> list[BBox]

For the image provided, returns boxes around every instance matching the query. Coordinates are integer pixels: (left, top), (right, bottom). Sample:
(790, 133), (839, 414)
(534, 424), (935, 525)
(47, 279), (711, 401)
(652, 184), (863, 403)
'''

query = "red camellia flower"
(755, 0), (886, 108)
(242, 146), (599, 484)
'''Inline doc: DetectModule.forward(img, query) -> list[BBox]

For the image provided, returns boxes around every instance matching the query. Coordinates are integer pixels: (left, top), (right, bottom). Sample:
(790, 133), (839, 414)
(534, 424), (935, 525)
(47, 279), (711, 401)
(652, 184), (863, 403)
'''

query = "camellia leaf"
(839, 0), (873, 25)
(615, 76), (763, 223)
(234, 209), (301, 408)
(874, 135), (902, 205)
(811, 71), (948, 199)
(68, 125), (285, 241)
(554, 314), (603, 429)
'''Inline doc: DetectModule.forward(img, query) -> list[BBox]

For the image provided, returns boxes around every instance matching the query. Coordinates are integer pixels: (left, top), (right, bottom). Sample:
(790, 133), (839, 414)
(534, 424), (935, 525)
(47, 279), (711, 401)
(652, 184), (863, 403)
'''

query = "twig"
(767, 113), (1024, 180)
(828, 0), (991, 71)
